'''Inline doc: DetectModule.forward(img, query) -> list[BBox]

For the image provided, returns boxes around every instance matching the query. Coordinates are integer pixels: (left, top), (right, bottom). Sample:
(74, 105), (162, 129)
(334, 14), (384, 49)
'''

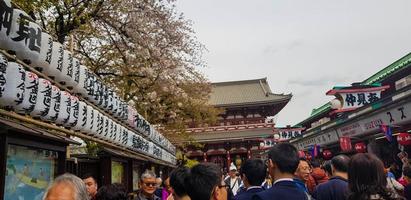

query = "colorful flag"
(380, 125), (393, 142)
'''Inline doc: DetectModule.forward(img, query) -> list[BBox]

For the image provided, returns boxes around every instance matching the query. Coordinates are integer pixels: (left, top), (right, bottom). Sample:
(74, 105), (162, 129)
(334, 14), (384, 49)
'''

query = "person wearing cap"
(224, 163), (242, 199)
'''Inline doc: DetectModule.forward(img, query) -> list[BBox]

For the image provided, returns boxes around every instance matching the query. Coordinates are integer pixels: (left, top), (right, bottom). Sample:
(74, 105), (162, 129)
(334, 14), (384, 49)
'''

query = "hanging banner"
(339, 137), (352, 152)
(327, 85), (390, 113)
(273, 127), (304, 141)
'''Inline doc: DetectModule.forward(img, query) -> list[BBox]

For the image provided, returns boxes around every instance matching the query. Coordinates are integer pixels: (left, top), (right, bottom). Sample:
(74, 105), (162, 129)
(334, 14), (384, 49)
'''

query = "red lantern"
(339, 137), (352, 151)
(354, 142), (367, 153)
(397, 133), (411, 146)
(322, 150), (333, 160)
(298, 150), (306, 158)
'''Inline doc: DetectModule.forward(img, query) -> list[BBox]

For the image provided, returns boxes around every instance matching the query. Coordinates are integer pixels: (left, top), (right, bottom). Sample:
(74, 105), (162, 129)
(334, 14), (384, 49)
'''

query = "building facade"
(180, 78), (292, 171)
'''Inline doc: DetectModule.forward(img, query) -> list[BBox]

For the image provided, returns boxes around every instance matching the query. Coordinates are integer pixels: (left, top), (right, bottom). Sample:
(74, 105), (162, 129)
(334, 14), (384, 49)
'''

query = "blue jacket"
(312, 176), (348, 200)
(252, 180), (307, 200)
(234, 187), (264, 200)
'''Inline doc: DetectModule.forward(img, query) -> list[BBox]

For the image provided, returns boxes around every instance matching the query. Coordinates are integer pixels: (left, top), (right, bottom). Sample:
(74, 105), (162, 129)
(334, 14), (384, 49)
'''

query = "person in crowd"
(43, 173), (89, 200)
(321, 160), (333, 178)
(83, 173), (98, 200)
(134, 170), (161, 200)
(403, 166), (411, 200)
(162, 177), (172, 200)
(154, 177), (163, 199)
(386, 167), (404, 196)
(312, 155), (350, 200)
(186, 163), (227, 200)
(95, 183), (127, 200)
(234, 159), (266, 200)
(224, 163), (242, 198)
(311, 159), (329, 185)
(347, 153), (397, 200)
(252, 143), (307, 200)
(169, 167), (191, 200)
(294, 158), (316, 194)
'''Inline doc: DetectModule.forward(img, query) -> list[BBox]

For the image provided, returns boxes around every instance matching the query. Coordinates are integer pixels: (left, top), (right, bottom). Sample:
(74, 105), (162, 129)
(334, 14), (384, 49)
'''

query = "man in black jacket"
(312, 155), (350, 200)
(234, 159), (266, 200)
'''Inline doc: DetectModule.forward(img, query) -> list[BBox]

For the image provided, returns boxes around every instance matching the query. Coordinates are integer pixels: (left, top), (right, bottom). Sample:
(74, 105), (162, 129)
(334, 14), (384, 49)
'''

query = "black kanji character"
(345, 94), (356, 106)
(368, 93), (380, 103)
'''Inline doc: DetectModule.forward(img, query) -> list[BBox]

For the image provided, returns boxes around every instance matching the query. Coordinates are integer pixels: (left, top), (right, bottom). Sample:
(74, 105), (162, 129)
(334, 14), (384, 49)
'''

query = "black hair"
(240, 159), (267, 186)
(268, 143), (300, 174)
(186, 163), (221, 200)
(347, 153), (394, 200)
(322, 160), (333, 176)
(403, 166), (411, 178)
(82, 173), (97, 183)
(331, 155), (350, 173)
(170, 166), (190, 197)
(311, 159), (321, 168)
(95, 183), (127, 200)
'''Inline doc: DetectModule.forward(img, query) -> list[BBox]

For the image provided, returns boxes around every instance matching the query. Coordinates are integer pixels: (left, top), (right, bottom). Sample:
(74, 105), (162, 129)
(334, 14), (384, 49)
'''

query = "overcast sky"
(175, 0), (411, 127)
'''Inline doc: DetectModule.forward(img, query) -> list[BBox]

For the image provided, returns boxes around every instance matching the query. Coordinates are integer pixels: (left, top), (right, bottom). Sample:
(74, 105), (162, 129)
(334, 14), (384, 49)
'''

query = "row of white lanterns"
(0, 2), (175, 160)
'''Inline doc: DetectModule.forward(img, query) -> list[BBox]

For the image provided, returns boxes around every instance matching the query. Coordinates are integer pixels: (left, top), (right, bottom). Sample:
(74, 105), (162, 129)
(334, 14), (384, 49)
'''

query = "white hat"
(229, 163), (237, 171)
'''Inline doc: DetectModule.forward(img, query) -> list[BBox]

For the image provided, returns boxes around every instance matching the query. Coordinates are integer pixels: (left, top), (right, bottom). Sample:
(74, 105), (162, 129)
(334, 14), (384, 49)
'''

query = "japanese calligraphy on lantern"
(274, 128), (304, 141)
(327, 85), (390, 112)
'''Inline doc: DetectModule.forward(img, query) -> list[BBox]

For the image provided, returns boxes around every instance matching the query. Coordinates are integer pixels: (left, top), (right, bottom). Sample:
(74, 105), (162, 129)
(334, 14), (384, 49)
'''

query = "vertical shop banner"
(4, 145), (57, 200)
(339, 137), (352, 151)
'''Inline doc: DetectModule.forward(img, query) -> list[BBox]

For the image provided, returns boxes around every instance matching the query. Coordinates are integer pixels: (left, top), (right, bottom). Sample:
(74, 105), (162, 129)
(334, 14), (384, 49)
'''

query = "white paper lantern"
(0, 0), (13, 50)
(84, 105), (94, 134)
(96, 112), (104, 139)
(107, 88), (114, 113)
(73, 65), (88, 96)
(85, 72), (96, 101)
(30, 32), (53, 72)
(72, 101), (87, 131)
(57, 50), (74, 88)
(43, 41), (63, 79)
(148, 142), (154, 156)
(71, 58), (80, 89)
(0, 53), (8, 98)
(120, 128), (129, 147)
(126, 130), (134, 150)
(96, 80), (104, 107)
(40, 85), (60, 122)
(0, 62), (25, 109)
(91, 109), (100, 136)
(15, 72), (38, 114)
(65, 95), (79, 127)
(101, 85), (108, 110)
(8, 9), (41, 64)
(101, 116), (109, 140)
(30, 78), (52, 118)
(91, 79), (101, 105)
(55, 91), (71, 125)
(127, 105), (136, 127)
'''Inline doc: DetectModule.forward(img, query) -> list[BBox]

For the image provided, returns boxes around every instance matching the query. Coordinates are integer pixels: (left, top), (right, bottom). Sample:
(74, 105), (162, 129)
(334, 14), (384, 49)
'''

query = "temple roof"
(209, 78), (292, 107)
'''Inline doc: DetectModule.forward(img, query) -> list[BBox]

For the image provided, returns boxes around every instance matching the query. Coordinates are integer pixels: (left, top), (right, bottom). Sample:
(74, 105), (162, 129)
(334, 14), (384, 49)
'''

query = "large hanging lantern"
(107, 88), (114, 113)
(15, 71), (38, 114)
(40, 85), (60, 122)
(120, 127), (128, 147)
(96, 112), (104, 139)
(43, 41), (63, 79)
(100, 84), (108, 109)
(91, 109), (100, 137)
(85, 72), (96, 101)
(72, 65), (88, 97)
(8, 9), (41, 64)
(64, 95), (79, 127)
(30, 32), (53, 72)
(322, 150), (333, 160)
(55, 91), (71, 125)
(30, 78), (52, 118)
(0, 62), (25, 109)
(0, 0), (13, 51)
(84, 105), (94, 135)
(397, 133), (411, 146)
(354, 142), (367, 153)
(102, 116), (110, 140)
(58, 50), (74, 88)
(72, 101), (87, 131)
(70, 57), (80, 89)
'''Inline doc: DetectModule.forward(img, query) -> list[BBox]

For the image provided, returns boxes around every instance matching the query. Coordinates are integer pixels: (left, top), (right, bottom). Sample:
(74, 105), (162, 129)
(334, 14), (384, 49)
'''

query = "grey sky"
(176, 0), (411, 126)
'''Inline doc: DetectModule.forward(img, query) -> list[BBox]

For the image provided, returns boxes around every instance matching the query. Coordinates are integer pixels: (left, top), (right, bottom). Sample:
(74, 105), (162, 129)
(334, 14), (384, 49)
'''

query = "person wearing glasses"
(252, 143), (307, 200)
(186, 163), (228, 200)
(134, 170), (161, 200)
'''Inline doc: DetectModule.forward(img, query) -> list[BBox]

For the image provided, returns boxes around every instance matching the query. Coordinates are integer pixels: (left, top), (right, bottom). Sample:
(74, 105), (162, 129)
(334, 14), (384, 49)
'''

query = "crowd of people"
(42, 143), (411, 200)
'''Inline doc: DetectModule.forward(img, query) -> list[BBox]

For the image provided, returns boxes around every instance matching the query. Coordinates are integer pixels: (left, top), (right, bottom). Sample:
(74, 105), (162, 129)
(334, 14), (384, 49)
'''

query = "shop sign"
(337, 122), (364, 137)
(327, 86), (389, 112)
(296, 130), (339, 150)
(274, 128), (304, 141)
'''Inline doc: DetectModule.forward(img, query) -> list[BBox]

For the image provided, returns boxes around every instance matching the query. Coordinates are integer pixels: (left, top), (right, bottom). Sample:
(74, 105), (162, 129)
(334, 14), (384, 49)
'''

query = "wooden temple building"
(182, 78), (292, 171)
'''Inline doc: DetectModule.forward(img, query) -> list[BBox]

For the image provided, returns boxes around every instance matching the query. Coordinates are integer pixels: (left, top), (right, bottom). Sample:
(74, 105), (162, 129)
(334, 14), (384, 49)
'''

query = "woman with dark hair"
(348, 153), (401, 200)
